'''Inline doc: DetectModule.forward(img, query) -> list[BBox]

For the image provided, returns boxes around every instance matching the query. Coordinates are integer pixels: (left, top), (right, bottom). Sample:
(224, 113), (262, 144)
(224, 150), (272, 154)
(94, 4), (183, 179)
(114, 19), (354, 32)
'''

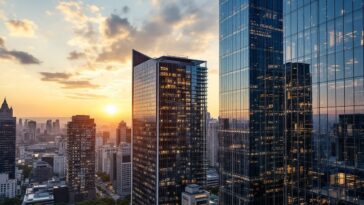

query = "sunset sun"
(104, 104), (118, 116)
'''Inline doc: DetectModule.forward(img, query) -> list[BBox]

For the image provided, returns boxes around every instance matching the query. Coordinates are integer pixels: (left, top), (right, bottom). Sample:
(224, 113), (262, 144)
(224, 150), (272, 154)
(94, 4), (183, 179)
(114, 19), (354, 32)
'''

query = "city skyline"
(0, 0), (219, 124)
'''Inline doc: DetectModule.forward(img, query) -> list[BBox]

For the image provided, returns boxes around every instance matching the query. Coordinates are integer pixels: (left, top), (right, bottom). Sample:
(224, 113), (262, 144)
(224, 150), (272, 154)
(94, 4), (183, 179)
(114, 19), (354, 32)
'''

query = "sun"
(105, 104), (118, 116)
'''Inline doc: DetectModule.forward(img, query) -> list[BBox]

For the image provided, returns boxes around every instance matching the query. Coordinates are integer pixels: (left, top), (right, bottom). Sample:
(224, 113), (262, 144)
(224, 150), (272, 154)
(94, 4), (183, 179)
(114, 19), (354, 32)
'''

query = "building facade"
(116, 121), (131, 145)
(207, 118), (219, 167)
(66, 115), (96, 201)
(0, 99), (16, 179)
(116, 142), (131, 198)
(132, 50), (207, 204)
(0, 173), (16, 199)
(53, 154), (66, 178)
(283, 0), (364, 204)
(219, 0), (284, 204)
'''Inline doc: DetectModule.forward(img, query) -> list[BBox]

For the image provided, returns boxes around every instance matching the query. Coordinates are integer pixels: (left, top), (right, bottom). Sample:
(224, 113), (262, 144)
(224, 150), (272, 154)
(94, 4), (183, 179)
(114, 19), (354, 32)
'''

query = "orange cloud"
(5, 19), (37, 37)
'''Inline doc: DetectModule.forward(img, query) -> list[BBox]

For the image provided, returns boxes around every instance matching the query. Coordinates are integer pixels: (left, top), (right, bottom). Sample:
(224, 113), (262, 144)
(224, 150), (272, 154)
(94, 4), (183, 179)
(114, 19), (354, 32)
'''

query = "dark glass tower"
(67, 115), (96, 202)
(132, 50), (207, 205)
(0, 98), (16, 179)
(284, 62), (313, 204)
(284, 0), (364, 204)
(219, 0), (284, 204)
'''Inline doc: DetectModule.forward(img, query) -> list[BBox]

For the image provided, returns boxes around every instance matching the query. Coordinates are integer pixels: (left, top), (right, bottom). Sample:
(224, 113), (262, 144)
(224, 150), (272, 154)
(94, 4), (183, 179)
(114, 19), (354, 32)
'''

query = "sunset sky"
(0, 0), (219, 125)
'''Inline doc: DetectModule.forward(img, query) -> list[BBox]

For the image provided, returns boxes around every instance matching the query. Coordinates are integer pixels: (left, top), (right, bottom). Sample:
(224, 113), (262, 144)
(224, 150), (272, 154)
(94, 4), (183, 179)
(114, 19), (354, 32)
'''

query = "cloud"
(103, 14), (134, 39)
(39, 71), (98, 89)
(67, 93), (106, 100)
(0, 37), (41, 64)
(122, 6), (129, 14)
(68, 50), (86, 60)
(59, 80), (99, 89)
(5, 19), (37, 37)
(40, 72), (72, 81)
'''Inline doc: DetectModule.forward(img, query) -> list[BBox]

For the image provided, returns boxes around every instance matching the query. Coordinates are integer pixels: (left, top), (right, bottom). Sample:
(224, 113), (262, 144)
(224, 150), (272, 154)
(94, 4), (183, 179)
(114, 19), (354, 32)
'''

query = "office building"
(284, 62), (313, 204)
(181, 184), (209, 205)
(206, 118), (219, 167)
(53, 154), (66, 178)
(67, 115), (96, 201)
(219, 0), (284, 204)
(116, 121), (131, 145)
(283, 0), (364, 204)
(0, 98), (16, 179)
(116, 143), (131, 198)
(32, 160), (53, 183)
(0, 173), (16, 199)
(132, 50), (207, 204)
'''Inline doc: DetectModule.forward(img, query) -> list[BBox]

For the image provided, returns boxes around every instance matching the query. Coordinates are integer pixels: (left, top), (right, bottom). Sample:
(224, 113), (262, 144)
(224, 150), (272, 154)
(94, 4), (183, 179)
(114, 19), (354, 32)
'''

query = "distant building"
(205, 168), (219, 188)
(0, 98), (16, 179)
(27, 120), (37, 143)
(53, 155), (66, 178)
(132, 50), (207, 204)
(116, 143), (131, 198)
(0, 173), (16, 199)
(32, 160), (53, 183)
(206, 118), (218, 167)
(116, 121), (131, 145)
(46, 120), (52, 135)
(67, 115), (96, 202)
(181, 184), (209, 205)
(102, 131), (110, 145)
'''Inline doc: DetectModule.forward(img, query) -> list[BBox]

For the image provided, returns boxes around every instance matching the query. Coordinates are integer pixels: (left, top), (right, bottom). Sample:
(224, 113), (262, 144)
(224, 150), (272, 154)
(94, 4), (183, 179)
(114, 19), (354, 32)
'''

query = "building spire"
(1, 97), (9, 110)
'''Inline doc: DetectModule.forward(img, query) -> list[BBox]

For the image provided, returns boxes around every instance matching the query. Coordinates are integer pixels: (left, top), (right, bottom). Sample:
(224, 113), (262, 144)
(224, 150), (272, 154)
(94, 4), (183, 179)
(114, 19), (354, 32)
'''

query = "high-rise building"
(283, 0), (364, 204)
(32, 160), (53, 183)
(116, 121), (131, 145)
(102, 131), (110, 145)
(46, 119), (52, 135)
(132, 50), (207, 204)
(206, 117), (219, 168)
(0, 98), (16, 179)
(116, 143), (131, 199)
(284, 62), (313, 204)
(67, 115), (96, 201)
(219, 0), (284, 204)
(27, 120), (37, 142)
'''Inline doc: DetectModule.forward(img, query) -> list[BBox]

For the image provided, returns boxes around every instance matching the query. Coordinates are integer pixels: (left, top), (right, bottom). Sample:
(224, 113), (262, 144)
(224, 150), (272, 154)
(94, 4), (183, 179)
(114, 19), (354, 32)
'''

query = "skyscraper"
(132, 50), (207, 204)
(67, 115), (96, 201)
(0, 98), (16, 179)
(219, 0), (284, 204)
(116, 120), (131, 145)
(283, 0), (364, 204)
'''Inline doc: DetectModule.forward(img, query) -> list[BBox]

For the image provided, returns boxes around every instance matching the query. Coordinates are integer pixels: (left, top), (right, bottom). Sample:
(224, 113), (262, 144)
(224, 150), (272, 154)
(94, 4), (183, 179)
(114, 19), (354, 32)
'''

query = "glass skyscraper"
(67, 115), (96, 202)
(0, 99), (16, 179)
(219, 0), (284, 204)
(284, 0), (364, 204)
(132, 50), (207, 205)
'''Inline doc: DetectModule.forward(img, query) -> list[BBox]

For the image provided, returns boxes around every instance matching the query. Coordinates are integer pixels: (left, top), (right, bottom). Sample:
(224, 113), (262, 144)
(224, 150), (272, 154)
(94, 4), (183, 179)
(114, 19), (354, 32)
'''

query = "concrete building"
(53, 155), (66, 178)
(181, 184), (209, 205)
(116, 143), (131, 198)
(206, 118), (218, 168)
(0, 173), (16, 199)
(32, 160), (53, 183)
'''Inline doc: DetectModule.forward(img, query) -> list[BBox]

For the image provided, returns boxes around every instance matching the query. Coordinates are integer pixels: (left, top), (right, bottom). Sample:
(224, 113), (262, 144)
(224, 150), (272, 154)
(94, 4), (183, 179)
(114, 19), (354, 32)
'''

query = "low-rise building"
(181, 184), (209, 205)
